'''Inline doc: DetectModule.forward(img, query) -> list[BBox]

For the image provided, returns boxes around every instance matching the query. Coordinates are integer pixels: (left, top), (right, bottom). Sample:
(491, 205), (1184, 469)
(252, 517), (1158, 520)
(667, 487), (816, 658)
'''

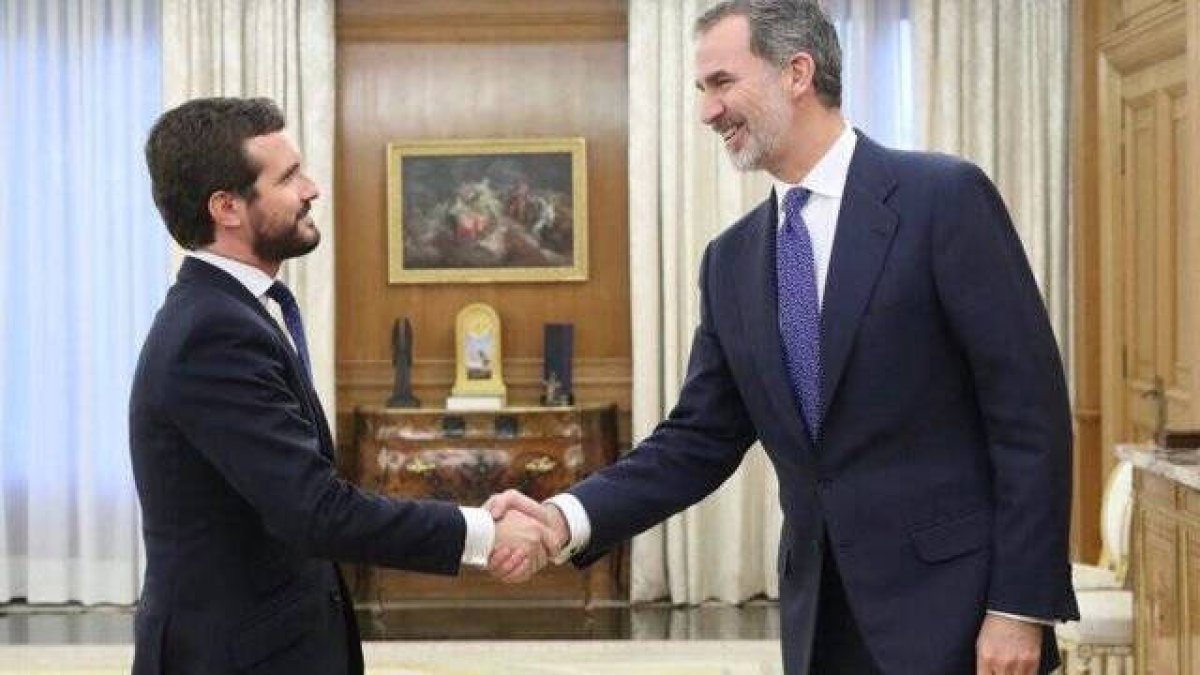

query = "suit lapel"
(739, 195), (815, 451)
(819, 134), (899, 413)
(179, 258), (334, 460)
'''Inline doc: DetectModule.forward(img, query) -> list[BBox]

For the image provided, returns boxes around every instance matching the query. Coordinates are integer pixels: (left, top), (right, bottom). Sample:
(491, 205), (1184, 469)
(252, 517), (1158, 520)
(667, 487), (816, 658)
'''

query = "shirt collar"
(188, 250), (276, 299)
(773, 121), (857, 212)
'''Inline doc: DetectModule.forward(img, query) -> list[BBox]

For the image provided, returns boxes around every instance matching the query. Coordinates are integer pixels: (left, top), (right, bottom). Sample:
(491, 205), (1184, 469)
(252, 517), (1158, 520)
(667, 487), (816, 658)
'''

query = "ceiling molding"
(338, 12), (626, 43)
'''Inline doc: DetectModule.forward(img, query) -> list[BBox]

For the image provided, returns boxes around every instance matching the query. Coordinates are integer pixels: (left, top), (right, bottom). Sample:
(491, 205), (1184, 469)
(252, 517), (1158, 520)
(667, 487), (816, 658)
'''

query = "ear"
(207, 191), (244, 233)
(784, 51), (816, 98)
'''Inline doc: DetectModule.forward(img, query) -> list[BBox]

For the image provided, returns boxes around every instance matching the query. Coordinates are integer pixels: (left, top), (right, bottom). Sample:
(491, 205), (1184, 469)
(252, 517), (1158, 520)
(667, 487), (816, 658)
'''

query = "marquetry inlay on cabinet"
(1132, 468), (1200, 673)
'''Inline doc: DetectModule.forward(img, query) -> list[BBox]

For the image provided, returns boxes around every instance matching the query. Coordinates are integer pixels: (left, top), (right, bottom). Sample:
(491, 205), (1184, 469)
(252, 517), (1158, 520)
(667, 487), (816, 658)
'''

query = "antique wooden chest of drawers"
(351, 404), (625, 605)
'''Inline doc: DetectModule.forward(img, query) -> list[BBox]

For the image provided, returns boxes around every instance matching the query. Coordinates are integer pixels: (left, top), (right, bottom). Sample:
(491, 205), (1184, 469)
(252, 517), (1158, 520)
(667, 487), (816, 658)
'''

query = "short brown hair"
(144, 97), (285, 249)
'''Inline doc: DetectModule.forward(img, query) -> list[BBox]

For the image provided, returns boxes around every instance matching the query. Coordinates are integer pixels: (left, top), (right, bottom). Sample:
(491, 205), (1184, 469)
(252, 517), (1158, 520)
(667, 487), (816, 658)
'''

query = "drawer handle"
(525, 457), (557, 474)
(406, 457), (436, 475)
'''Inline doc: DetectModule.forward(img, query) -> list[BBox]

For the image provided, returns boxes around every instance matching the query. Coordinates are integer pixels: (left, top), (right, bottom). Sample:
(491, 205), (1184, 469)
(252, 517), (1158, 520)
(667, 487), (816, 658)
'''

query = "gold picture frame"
(386, 137), (588, 284)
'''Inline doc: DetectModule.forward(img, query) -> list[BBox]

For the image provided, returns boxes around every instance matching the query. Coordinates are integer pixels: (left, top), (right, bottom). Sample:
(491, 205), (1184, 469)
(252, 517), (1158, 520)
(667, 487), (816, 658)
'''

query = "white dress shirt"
(187, 250), (495, 566)
(771, 121), (856, 307)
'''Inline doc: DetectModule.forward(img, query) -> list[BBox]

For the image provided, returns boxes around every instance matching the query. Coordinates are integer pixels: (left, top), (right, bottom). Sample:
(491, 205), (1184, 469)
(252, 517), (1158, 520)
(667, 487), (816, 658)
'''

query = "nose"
(301, 173), (320, 201)
(699, 92), (724, 126)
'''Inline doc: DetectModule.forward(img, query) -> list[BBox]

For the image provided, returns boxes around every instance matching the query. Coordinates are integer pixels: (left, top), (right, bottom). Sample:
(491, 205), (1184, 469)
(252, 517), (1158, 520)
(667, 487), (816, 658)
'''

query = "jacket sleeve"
(932, 162), (1077, 621)
(569, 243), (759, 565)
(163, 318), (466, 576)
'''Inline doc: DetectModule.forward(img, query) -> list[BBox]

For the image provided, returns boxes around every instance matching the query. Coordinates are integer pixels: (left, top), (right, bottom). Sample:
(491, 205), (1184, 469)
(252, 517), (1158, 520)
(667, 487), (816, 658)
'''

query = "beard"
(722, 79), (791, 172)
(251, 205), (320, 263)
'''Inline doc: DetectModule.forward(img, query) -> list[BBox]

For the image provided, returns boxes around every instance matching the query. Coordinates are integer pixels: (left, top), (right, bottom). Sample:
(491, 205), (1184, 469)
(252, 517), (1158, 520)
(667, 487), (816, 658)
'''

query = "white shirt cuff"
(544, 494), (592, 565)
(986, 609), (1055, 626)
(458, 506), (495, 567)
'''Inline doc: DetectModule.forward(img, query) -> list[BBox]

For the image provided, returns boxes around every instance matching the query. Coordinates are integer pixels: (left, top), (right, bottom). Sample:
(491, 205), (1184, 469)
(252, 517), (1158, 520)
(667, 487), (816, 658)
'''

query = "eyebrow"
(695, 70), (734, 92)
(278, 162), (300, 184)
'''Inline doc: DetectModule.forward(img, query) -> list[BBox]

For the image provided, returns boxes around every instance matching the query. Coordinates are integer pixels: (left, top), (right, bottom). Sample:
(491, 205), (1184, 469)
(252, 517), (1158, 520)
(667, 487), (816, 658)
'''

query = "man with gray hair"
(488, 2), (1077, 673)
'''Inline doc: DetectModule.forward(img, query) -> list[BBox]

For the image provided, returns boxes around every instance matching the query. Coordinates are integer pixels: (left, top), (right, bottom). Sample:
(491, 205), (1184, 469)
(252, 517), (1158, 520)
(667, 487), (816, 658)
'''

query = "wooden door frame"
(1097, 6), (1187, 470)
(1190, 0), (1200, 437)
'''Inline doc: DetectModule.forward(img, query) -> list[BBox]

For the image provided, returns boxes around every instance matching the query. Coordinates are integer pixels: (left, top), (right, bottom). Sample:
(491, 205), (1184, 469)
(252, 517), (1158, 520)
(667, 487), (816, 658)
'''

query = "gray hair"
(696, 0), (842, 108)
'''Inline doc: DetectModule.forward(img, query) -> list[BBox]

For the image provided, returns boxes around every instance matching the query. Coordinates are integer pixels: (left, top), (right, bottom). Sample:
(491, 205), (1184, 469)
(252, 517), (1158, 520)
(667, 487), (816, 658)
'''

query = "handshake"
(483, 490), (570, 584)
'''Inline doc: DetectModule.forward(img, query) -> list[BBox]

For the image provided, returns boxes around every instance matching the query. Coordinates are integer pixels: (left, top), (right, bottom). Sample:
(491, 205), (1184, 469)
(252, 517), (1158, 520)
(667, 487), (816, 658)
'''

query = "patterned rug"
(0, 640), (783, 674)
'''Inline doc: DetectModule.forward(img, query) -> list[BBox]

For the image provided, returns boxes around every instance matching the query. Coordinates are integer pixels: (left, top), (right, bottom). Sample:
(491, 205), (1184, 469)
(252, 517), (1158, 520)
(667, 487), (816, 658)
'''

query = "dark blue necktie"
(266, 281), (312, 382)
(776, 187), (822, 440)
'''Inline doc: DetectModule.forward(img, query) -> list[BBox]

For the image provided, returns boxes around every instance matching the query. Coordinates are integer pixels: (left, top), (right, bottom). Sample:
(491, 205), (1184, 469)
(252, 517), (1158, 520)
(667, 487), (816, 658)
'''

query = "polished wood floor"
(0, 601), (780, 645)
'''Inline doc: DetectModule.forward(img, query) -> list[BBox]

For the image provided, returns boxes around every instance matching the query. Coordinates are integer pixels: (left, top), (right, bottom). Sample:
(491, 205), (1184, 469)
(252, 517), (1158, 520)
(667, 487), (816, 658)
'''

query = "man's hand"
(488, 509), (554, 584)
(976, 614), (1042, 675)
(484, 489), (570, 584)
(485, 489), (570, 553)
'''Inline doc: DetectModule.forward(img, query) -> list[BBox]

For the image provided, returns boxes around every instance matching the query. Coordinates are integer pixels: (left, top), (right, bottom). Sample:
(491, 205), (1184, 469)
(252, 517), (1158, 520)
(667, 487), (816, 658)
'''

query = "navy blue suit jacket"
(129, 257), (466, 674)
(568, 134), (1078, 674)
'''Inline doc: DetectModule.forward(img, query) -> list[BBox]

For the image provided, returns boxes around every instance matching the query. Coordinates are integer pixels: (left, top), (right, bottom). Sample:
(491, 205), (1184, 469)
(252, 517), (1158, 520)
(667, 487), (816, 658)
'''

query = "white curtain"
(0, 0), (163, 604)
(827, 0), (915, 149)
(627, 0), (914, 604)
(912, 0), (1071, 355)
(161, 0), (337, 423)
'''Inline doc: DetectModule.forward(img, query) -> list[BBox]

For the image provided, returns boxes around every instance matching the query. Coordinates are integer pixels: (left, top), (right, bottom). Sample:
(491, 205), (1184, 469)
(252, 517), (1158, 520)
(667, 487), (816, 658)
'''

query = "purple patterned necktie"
(266, 281), (313, 382)
(776, 187), (822, 440)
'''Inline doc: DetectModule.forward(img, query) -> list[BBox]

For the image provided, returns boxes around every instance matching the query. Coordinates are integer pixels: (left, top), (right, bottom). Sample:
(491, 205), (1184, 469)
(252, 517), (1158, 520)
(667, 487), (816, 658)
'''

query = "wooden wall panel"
(338, 0), (626, 43)
(1111, 0), (1182, 32)
(1080, 0), (1200, 565)
(1073, 0), (1105, 562)
(1191, 0), (1200, 429)
(334, 1), (631, 448)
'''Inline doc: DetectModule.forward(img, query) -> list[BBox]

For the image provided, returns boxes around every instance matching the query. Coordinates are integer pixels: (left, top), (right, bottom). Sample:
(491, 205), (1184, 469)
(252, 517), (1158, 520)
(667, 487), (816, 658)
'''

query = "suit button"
(329, 589), (343, 606)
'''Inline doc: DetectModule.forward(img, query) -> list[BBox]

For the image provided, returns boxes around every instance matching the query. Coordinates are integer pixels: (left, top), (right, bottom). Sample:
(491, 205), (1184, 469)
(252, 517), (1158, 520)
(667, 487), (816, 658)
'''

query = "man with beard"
(130, 97), (554, 675)
(485, 2), (1078, 674)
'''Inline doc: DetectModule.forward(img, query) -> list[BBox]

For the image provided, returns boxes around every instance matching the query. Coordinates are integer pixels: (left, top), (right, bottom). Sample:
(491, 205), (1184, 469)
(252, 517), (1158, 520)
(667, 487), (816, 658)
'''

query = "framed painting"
(386, 137), (588, 283)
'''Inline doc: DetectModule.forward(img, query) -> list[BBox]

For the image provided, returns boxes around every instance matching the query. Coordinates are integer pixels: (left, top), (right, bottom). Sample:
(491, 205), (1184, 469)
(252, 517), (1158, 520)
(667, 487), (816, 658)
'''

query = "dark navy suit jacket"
(129, 257), (466, 674)
(568, 133), (1079, 674)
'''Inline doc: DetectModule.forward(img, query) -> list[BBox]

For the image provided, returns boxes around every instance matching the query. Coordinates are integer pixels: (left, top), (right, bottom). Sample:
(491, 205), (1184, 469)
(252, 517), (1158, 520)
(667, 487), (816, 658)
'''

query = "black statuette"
(541, 323), (575, 407)
(386, 317), (421, 408)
